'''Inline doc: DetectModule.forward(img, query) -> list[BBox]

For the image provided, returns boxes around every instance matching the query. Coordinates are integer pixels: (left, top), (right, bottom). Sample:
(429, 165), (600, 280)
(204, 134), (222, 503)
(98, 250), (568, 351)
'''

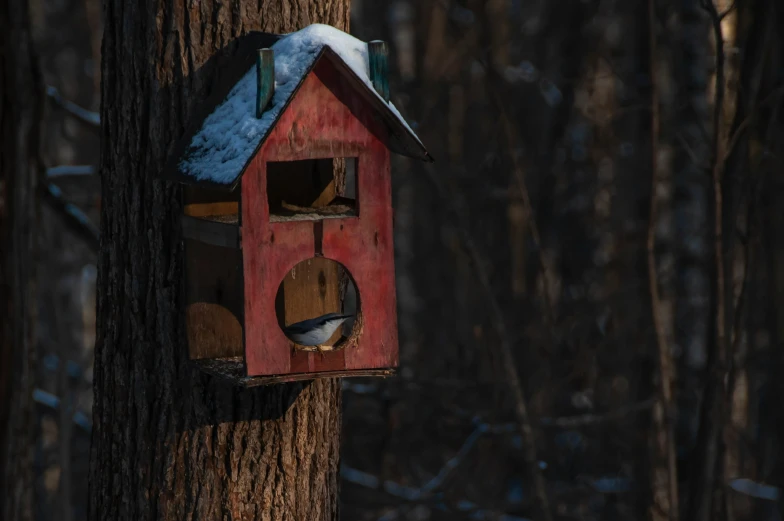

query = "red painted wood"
(288, 347), (346, 373)
(288, 350), (309, 374)
(312, 349), (348, 371)
(242, 56), (398, 377)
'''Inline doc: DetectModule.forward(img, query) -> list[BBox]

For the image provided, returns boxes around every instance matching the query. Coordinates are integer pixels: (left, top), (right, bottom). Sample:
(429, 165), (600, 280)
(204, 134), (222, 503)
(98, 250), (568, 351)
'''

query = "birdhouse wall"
(184, 238), (245, 360)
(241, 56), (398, 377)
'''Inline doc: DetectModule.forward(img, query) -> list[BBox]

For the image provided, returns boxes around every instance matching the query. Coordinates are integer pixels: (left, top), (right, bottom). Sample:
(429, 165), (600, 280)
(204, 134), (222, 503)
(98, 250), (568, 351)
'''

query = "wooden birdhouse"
(163, 24), (431, 386)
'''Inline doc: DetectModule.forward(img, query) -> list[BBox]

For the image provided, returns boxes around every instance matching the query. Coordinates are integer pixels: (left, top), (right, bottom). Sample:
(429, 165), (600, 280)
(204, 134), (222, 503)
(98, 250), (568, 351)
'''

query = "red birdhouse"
(163, 25), (431, 386)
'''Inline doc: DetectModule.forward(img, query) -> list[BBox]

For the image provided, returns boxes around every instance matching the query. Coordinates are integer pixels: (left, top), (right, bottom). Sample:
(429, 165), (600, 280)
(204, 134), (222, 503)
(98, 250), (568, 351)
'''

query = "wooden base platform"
(192, 356), (396, 387)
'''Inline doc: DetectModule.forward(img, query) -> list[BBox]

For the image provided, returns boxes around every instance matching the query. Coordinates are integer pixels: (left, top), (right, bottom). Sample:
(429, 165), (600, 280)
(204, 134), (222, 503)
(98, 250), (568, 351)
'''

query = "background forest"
(2, 0), (784, 520)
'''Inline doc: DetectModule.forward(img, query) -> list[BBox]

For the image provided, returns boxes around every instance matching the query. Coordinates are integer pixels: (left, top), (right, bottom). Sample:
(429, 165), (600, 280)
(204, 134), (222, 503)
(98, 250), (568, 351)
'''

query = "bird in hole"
(283, 312), (354, 353)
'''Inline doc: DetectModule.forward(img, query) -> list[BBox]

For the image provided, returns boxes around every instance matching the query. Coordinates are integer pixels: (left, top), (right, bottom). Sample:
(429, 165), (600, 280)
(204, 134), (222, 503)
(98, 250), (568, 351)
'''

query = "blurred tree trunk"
(647, 0), (679, 518)
(660, 1), (713, 519)
(88, 2), (349, 520)
(671, 0), (711, 455)
(0, 0), (42, 520)
(719, 3), (771, 521)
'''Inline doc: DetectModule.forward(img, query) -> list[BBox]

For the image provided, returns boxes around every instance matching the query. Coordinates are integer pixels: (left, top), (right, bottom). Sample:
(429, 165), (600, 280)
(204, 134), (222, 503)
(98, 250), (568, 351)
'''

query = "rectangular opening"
(267, 157), (357, 222)
(183, 185), (241, 223)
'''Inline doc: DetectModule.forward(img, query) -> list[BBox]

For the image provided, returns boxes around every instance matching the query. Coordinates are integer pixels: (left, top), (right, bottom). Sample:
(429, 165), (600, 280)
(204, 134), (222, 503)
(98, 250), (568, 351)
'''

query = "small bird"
(283, 312), (354, 352)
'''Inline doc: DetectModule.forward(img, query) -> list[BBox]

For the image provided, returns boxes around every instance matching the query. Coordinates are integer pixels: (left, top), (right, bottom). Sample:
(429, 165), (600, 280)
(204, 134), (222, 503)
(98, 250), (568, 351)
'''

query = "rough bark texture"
(0, 0), (41, 519)
(89, 2), (350, 520)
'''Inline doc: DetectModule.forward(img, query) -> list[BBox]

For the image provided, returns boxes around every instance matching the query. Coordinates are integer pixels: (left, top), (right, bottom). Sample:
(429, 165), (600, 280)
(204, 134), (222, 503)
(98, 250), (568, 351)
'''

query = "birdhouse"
(163, 25), (431, 386)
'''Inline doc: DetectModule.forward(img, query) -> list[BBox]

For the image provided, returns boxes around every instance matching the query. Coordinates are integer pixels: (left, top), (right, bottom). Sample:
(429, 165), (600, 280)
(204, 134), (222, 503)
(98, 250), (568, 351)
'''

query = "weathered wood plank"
(184, 202), (239, 217)
(256, 48), (274, 118)
(192, 356), (394, 386)
(368, 40), (389, 102)
(186, 303), (244, 360)
(269, 210), (356, 223)
(181, 215), (240, 248)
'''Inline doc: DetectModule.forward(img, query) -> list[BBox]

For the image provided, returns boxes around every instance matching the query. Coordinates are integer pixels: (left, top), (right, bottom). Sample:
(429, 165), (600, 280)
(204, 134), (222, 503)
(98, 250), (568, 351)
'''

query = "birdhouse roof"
(165, 24), (432, 189)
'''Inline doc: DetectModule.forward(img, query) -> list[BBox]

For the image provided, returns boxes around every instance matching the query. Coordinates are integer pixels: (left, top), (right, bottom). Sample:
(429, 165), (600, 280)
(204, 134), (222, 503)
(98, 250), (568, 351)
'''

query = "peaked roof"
(165, 24), (432, 190)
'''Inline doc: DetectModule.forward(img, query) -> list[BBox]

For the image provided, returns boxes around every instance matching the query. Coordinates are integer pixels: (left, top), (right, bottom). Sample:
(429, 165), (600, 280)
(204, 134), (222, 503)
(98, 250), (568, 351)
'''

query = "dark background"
(23, 0), (784, 520)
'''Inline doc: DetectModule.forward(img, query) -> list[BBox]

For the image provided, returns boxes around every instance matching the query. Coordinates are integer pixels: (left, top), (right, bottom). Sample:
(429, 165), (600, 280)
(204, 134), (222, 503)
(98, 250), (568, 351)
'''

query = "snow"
(179, 24), (423, 186)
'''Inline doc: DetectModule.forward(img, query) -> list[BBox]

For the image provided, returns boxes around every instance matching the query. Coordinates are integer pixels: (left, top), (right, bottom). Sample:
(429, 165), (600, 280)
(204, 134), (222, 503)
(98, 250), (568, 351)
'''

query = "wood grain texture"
(0, 0), (41, 519)
(183, 202), (239, 217)
(185, 302), (244, 359)
(181, 215), (240, 248)
(90, 2), (349, 520)
(367, 40), (389, 102)
(242, 56), (399, 377)
(255, 48), (275, 118)
(193, 357), (394, 386)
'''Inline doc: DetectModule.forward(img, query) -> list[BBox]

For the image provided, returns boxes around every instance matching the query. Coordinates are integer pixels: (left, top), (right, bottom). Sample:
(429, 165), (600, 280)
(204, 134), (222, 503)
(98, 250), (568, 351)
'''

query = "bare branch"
(39, 183), (99, 250)
(723, 84), (784, 163)
(491, 92), (558, 328)
(32, 389), (92, 432)
(45, 85), (100, 127)
(343, 399), (652, 518)
(676, 132), (710, 169)
(726, 91), (783, 373)
(689, 3), (730, 521)
(342, 420), (504, 503)
(540, 398), (656, 428)
(423, 162), (552, 521)
(414, 32), (558, 329)
(46, 165), (96, 178)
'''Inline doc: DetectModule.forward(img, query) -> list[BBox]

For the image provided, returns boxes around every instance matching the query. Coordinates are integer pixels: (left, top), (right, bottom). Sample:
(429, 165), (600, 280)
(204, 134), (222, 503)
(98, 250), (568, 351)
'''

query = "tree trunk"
(0, 0), (42, 519)
(647, 1), (680, 518)
(89, 2), (350, 520)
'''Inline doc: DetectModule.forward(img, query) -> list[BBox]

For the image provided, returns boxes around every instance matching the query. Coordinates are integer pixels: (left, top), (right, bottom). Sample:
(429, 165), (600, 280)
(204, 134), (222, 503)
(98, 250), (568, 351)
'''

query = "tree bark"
(0, 0), (42, 520)
(89, 2), (350, 520)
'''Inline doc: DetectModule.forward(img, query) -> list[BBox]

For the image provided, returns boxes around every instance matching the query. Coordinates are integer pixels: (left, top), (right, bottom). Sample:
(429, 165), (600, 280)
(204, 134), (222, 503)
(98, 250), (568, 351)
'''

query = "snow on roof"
(178, 24), (425, 187)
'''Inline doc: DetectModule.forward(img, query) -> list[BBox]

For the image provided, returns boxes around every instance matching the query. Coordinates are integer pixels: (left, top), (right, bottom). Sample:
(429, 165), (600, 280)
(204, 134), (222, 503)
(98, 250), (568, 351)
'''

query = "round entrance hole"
(274, 257), (360, 351)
